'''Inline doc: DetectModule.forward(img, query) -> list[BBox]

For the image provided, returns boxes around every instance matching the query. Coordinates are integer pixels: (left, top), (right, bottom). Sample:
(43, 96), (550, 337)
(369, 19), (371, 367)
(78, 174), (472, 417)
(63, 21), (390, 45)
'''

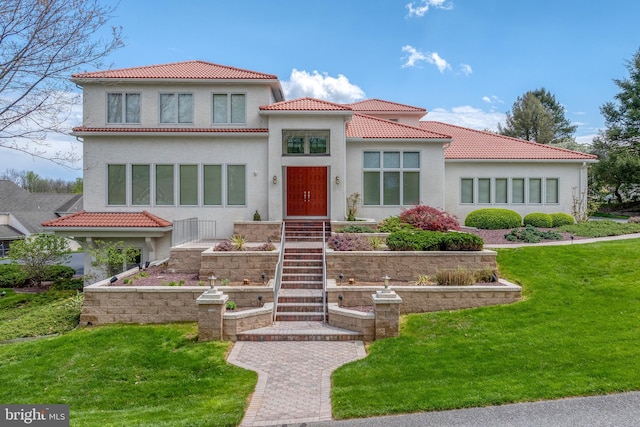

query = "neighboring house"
(0, 180), (83, 252)
(42, 60), (596, 276)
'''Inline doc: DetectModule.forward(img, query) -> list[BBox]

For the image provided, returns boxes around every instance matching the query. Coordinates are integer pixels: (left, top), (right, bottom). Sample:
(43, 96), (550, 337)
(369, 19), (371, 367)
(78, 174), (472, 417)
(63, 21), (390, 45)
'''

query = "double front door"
(286, 167), (328, 216)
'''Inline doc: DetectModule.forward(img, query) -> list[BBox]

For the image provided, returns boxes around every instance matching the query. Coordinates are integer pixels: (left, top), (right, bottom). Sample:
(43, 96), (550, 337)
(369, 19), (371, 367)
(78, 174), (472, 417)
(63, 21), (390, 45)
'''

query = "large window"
(283, 130), (329, 155)
(131, 164), (150, 205)
(107, 163), (245, 207)
(363, 151), (420, 206)
(160, 93), (193, 123)
(107, 164), (126, 205)
(213, 94), (246, 124)
(107, 93), (140, 123)
(460, 177), (560, 206)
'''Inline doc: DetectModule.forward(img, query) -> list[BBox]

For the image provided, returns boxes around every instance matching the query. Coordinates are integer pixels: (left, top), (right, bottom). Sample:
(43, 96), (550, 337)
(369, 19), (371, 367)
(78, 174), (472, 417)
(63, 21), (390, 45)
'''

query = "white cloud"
(401, 45), (451, 73)
(406, 0), (453, 17)
(481, 95), (503, 105)
(459, 63), (472, 76)
(425, 105), (506, 132)
(281, 69), (366, 103)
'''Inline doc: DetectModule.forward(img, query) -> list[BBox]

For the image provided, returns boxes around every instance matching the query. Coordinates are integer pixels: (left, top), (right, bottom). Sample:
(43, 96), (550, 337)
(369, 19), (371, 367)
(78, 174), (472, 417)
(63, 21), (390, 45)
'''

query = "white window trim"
(362, 150), (421, 206)
(459, 177), (561, 206)
(106, 92), (141, 124)
(212, 92), (247, 125)
(159, 92), (194, 124)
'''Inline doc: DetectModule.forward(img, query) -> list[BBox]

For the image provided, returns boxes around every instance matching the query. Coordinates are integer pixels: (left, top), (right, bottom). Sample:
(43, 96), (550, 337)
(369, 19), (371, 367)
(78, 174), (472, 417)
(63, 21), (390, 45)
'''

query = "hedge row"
(386, 230), (484, 251)
(465, 208), (575, 229)
(0, 264), (76, 288)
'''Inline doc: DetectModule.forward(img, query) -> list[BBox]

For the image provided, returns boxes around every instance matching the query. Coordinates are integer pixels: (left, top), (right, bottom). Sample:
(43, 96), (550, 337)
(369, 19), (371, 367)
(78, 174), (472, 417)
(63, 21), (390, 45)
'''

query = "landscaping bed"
(106, 265), (266, 287)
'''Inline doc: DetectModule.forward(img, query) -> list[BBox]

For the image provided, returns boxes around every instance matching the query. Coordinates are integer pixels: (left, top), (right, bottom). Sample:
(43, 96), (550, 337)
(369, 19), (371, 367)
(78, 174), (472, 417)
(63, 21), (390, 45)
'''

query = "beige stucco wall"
(346, 140), (447, 222)
(444, 160), (589, 222)
(79, 82), (273, 128)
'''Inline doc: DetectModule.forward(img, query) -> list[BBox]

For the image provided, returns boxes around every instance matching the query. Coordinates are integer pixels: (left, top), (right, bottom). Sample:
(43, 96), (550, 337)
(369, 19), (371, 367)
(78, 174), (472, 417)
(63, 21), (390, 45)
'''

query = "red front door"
(286, 167), (328, 216)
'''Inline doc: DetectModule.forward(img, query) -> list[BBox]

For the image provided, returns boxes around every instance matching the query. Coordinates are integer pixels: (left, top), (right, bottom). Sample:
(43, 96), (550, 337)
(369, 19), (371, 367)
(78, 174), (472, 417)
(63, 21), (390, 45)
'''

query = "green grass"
(0, 323), (256, 426)
(592, 212), (630, 219)
(0, 289), (83, 341)
(331, 239), (640, 418)
(560, 220), (640, 237)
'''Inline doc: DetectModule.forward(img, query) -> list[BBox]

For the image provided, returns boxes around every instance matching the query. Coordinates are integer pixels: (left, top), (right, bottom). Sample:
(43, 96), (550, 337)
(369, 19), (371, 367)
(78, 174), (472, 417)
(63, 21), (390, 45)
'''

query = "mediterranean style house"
(42, 60), (596, 276)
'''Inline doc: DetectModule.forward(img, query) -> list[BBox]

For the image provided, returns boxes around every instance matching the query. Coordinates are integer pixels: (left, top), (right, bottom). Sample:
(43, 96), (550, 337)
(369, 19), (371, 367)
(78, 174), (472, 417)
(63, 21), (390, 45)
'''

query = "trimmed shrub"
(328, 234), (373, 251)
(465, 208), (522, 229)
(377, 216), (417, 233)
(386, 231), (443, 251)
(0, 264), (30, 287)
(50, 278), (84, 291)
(399, 205), (460, 232)
(523, 213), (553, 228)
(337, 225), (376, 233)
(43, 265), (75, 282)
(551, 212), (575, 227)
(504, 225), (563, 243)
(629, 216), (640, 224)
(440, 232), (484, 251)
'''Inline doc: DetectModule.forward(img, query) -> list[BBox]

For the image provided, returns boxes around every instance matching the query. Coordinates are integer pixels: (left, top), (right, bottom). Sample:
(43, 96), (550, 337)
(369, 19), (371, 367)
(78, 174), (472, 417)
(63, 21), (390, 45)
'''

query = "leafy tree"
(0, 0), (123, 166)
(499, 88), (577, 145)
(1, 169), (82, 193)
(8, 234), (71, 287)
(88, 240), (140, 280)
(591, 47), (640, 202)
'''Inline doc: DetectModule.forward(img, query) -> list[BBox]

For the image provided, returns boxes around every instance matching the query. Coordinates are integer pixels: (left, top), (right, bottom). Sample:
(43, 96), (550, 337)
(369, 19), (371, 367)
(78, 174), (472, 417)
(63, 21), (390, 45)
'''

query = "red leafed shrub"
(328, 234), (373, 251)
(399, 205), (460, 232)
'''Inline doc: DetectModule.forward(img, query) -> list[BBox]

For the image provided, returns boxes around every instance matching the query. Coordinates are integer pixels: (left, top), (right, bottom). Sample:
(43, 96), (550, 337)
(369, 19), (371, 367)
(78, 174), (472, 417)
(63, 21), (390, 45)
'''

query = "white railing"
(272, 222), (286, 323)
(171, 218), (217, 246)
(322, 221), (327, 323)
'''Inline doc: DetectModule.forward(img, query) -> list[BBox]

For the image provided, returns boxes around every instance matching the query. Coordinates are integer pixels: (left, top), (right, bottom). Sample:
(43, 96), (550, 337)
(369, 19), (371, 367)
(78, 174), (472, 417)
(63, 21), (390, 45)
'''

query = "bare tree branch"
(0, 0), (123, 167)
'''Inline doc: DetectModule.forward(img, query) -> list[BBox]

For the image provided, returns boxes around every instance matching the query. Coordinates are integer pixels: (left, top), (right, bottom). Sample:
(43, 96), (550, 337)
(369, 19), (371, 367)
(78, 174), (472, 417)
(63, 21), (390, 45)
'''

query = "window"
(512, 178), (525, 204)
(283, 130), (329, 155)
(546, 178), (559, 204)
(363, 151), (420, 206)
(156, 165), (174, 205)
(495, 178), (508, 204)
(203, 165), (222, 205)
(529, 178), (542, 204)
(461, 179), (474, 204)
(213, 94), (246, 124)
(179, 165), (198, 205)
(107, 93), (140, 123)
(227, 165), (246, 205)
(131, 165), (150, 205)
(160, 93), (193, 123)
(478, 178), (491, 204)
(107, 164), (126, 205)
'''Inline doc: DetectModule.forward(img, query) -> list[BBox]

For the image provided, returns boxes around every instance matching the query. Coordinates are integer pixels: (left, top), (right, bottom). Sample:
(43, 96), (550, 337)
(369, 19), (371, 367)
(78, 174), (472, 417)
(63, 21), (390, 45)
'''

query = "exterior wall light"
(335, 176), (341, 185)
(209, 275), (217, 288)
(383, 275), (391, 289)
(272, 175), (278, 184)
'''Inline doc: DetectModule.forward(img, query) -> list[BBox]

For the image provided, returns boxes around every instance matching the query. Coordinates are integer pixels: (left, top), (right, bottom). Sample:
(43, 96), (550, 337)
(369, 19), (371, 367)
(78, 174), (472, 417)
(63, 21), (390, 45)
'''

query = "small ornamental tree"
(8, 234), (71, 287)
(88, 240), (140, 280)
(399, 205), (460, 232)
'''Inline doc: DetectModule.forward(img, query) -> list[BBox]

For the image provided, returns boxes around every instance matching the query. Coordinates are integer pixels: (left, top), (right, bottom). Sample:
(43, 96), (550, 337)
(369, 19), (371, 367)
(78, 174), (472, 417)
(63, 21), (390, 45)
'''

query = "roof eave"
(445, 158), (598, 163)
(43, 226), (173, 234)
(348, 137), (452, 143)
(71, 77), (281, 85)
(259, 110), (354, 117)
(71, 129), (268, 137)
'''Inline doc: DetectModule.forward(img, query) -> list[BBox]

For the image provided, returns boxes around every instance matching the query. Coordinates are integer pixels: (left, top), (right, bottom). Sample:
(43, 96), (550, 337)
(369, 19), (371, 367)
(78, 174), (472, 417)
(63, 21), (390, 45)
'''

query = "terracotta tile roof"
(72, 60), (278, 80)
(348, 99), (426, 113)
(420, 121), (598, 161)
(347, 114), (450, 139)
(42, 211), (172, 228)
(260, 97), (352, 111)
(72, 127), (268, 134)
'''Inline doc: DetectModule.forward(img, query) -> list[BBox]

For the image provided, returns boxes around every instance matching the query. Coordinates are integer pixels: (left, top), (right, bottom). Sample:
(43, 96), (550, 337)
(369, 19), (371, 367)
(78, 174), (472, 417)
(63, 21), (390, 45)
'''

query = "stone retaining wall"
(326, 250), (497, 282)
(167, 247), (206, 273)
(199, 249), (279, 282)
(328, 303), (375, 341)
(233, 221), (282, 242)
(326, 279), (521, 315)
(223, 304), (273, 341)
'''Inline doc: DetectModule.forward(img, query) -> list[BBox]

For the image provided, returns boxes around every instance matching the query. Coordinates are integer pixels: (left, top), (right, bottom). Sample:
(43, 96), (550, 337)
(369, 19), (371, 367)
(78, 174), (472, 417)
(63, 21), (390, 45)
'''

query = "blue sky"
(9, 0), (640, 181)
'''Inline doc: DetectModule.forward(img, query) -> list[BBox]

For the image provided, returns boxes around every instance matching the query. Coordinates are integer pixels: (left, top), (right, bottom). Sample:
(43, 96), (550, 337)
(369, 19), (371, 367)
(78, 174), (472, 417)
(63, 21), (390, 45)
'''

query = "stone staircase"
(236, 220), (364, 341)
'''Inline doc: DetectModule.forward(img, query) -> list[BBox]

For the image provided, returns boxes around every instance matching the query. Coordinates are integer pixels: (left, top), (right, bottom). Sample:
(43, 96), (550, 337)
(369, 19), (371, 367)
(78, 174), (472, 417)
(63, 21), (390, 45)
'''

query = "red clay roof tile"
(348, 99), (426, 113)
(260, 97), (352, 111)
(72, 60), (278, 80)
(347, 114), (450, 139)
(42, 211), (172, 228)
(420, 121), (597, 161)
(72, 127), (268, 134)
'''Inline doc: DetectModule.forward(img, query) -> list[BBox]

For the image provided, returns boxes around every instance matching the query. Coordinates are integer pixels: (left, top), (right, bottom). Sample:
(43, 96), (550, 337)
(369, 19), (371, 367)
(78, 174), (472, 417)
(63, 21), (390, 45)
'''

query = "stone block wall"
(326, 250), (497, 282)
(80, 286), (205, 326)
(199, 249), (279, 282)
(233, 221), (282, 242)
(327, 304), (375, 341)
(167, 247), (206, 273)
(223, 304), (273, 341)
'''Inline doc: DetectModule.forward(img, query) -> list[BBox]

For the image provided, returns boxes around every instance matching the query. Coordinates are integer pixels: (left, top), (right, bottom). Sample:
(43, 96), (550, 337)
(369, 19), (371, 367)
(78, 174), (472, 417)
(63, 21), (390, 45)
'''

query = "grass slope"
(332, 239), (640, 418)
(0, 324), (256, 427)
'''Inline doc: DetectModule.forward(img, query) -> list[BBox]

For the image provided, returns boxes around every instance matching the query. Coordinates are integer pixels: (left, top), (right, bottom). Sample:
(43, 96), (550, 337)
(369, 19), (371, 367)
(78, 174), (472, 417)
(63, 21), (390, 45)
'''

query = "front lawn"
(331, 239), (640, 418)
(0, 323), (256, 427)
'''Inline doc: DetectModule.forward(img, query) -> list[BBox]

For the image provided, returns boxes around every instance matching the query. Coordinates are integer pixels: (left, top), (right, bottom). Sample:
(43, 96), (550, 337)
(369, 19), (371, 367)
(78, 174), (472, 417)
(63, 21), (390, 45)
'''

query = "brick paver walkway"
(227, 341), (367, 426)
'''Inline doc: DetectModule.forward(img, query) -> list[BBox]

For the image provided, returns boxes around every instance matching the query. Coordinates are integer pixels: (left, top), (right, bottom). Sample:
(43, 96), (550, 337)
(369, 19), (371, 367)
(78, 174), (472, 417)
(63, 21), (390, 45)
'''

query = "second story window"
(282, 130), (330, 155)
(160, 93), (193, 124)
(107, 93), (140, 123)
(213, 94), (246, 124)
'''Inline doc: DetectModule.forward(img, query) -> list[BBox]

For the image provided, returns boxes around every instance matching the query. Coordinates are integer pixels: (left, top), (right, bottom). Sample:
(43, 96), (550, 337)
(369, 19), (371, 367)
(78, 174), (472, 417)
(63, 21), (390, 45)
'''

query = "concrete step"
(236, 321), (363, 342)
(276, 302), (324, 313)
(275, 312), (326, 322)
